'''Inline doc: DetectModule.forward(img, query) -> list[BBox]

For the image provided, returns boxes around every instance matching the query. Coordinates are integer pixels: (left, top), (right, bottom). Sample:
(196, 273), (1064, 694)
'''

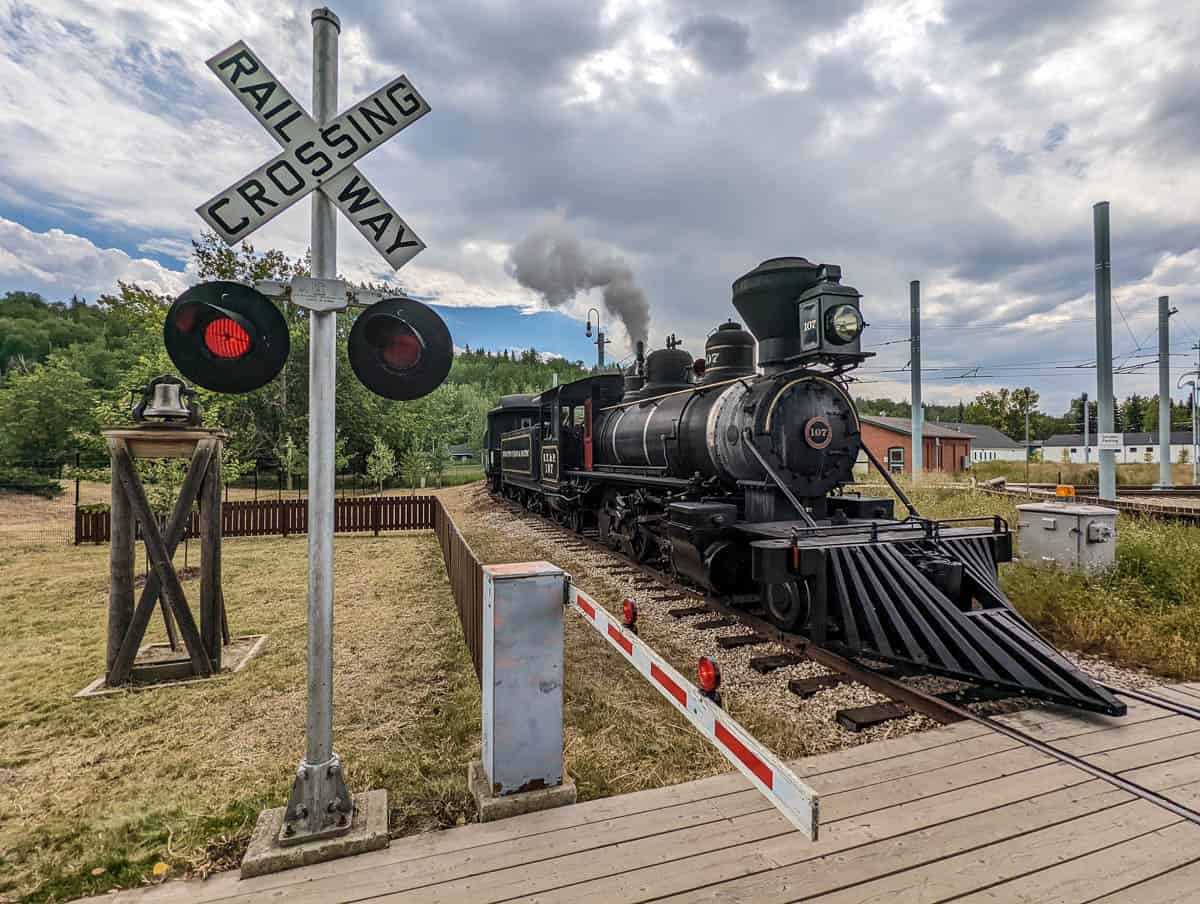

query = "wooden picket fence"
(75, 495), (437, 543)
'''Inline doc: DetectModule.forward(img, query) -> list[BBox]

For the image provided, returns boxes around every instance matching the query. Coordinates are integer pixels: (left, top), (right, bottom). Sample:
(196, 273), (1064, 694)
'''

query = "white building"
(1043, 431), (1195, 464)
(938, 423), (1026, 463)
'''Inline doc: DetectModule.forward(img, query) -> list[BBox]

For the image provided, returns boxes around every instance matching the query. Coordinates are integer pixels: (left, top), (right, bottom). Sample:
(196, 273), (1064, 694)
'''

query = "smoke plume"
(506, 220), (650, 346)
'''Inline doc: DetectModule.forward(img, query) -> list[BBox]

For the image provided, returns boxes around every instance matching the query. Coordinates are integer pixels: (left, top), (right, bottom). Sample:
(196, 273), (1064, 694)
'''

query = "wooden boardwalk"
(81, 683), (1200, 903)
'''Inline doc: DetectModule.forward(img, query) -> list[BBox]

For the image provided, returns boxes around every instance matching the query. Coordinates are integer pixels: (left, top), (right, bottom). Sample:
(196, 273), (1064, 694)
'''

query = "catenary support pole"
(279, 5), (353, 845)
(1094, 202), (1116, 500)
(1158, 296), (1173, 488)
(910, 280), (922, 481)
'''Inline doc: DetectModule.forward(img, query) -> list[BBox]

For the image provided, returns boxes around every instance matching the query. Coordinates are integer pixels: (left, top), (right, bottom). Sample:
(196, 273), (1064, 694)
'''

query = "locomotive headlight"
(825, 304), (863, 345)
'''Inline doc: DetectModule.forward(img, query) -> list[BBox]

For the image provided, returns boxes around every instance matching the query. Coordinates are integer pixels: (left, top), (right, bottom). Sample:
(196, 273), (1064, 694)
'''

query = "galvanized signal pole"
(281, 6), (355, 847)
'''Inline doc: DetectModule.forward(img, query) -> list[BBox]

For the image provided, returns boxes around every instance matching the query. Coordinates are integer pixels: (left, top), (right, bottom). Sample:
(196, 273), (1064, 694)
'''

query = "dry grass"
(0, 513), (478, 903)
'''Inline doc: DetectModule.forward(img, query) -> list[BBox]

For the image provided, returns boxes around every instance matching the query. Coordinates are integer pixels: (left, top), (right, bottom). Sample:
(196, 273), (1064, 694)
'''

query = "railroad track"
(496, 491), (1200, 828)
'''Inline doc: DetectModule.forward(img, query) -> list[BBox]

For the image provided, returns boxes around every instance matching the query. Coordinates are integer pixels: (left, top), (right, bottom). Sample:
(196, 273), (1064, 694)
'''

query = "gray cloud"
(1042, 122), (1070, 152)
(0, 0), (1197, 412)
(671, 15), (753, 74)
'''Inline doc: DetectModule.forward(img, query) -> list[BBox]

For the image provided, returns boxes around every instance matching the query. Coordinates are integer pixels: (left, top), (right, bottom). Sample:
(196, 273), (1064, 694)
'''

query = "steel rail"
(1107, 684), (1200, 721)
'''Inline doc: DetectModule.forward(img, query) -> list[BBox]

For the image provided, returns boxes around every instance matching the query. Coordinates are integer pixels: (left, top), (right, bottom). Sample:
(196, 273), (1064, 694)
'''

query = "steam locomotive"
(485, 256), (1123, 716)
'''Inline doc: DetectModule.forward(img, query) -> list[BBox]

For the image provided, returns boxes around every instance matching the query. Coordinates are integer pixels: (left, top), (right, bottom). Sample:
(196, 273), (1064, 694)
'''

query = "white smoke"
(506, 219), (650, 346)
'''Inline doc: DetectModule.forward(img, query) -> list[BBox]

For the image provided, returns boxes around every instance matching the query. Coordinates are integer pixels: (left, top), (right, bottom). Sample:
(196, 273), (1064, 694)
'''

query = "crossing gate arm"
(567, 585), (819, 840)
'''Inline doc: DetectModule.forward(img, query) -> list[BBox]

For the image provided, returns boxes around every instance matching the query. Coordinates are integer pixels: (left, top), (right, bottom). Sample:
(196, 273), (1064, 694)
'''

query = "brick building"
(859, 415), (973, 475)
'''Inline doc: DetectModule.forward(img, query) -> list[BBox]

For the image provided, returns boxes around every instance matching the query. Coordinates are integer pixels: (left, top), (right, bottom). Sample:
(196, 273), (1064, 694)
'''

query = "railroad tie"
(750, 653), (805, 674)
(836, 702), (910, 732)
(668, 606), (711, 618)
(788, 674), (848, 698)
(693, 617), (738, 630)
(716, 634), (767, 650)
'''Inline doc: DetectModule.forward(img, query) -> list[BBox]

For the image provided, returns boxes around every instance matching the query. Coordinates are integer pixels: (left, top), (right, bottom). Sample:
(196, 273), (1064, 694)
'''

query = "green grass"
(883, 481), (1200, 679)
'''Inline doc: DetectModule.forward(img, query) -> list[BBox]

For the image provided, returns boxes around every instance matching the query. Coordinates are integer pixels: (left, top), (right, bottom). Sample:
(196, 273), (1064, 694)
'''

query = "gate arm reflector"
(567, 585), (819, 840)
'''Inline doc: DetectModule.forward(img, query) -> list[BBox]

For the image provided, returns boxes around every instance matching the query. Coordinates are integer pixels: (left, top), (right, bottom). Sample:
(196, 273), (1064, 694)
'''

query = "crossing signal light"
(164, 281), (290, 393)
(348, 297), (452, 401)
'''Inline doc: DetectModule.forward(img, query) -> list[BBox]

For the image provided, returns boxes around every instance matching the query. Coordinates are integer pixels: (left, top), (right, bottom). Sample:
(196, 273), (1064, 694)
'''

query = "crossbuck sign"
(199, 41), (428, 269)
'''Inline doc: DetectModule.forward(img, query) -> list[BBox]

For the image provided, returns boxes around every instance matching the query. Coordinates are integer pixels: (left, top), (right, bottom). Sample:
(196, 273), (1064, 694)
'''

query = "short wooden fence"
(432, 498), (484, 680)
(75, 495), (438, 543)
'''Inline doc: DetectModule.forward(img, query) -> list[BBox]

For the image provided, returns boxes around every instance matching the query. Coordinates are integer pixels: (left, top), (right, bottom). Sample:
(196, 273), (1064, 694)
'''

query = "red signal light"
(379, 325), (423, 371)
(698, 657), (722, 694)
(348, 298), (453, 401)
(164, 282), (289, 394)
(204, 317), (252, 359)
(622, 598), (638, 628)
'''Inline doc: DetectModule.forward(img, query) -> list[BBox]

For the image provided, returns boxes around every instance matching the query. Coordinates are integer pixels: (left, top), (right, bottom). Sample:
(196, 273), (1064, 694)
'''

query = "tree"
(278, 435), (307, 491)
(400, 449), (427, 494)
(427, 442), (449, 487)
(366, 436), (397, 493)
(0, 354), (98, 465)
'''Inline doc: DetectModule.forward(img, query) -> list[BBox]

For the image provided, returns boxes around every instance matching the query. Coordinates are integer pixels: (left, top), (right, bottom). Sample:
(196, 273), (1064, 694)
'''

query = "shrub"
(0, 467), (64, 498)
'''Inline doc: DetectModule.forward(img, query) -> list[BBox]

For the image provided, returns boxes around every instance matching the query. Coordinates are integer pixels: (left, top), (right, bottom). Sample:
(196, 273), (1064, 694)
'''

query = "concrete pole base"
(468, 760), (576, 822)
(240, 789), (389, 878)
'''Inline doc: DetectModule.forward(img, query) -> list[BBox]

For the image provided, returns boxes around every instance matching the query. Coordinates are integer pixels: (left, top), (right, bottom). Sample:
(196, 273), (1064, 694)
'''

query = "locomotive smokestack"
(732, 256), (863, 373)
(635, 340), (645, 374)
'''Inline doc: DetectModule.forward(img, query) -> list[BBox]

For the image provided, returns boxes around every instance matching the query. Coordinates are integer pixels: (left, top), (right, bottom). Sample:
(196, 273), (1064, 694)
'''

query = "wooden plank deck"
(79, 683), (1200, 904)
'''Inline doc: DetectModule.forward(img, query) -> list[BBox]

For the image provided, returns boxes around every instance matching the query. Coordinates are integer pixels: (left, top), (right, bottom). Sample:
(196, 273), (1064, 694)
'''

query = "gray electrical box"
(1016, 501), (1117, 575)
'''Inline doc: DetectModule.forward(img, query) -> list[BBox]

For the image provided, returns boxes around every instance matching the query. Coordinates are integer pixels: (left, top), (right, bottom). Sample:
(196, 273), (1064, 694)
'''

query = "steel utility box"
(1016, 502), (1117, 575)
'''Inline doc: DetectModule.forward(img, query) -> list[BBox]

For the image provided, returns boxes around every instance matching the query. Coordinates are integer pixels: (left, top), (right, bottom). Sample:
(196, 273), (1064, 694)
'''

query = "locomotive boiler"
(485, 256), (1124, 716)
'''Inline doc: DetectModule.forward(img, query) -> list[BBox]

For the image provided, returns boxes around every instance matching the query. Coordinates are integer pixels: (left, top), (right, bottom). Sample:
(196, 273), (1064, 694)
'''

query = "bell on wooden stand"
(131, 374), (202, 427)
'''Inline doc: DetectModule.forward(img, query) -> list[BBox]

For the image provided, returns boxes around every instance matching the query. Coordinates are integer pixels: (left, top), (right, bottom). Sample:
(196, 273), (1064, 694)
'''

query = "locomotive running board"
(825, 535), (1126, 716)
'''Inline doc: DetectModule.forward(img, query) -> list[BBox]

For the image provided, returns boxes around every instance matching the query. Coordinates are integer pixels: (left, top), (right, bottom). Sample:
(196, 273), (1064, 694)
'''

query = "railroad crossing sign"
(199, 40), (429, 270)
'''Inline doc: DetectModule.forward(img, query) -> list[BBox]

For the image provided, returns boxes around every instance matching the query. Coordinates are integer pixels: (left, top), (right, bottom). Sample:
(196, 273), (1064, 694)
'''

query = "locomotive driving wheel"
(765, 580), (811, 631)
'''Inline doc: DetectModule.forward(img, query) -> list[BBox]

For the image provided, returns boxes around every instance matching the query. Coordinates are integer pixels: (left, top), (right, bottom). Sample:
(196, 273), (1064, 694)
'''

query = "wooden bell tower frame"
(103, 427), (228, 687)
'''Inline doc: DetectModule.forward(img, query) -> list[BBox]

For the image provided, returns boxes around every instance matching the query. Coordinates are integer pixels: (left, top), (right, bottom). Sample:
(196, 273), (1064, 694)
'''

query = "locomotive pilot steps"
(485, 255), (1124, 717)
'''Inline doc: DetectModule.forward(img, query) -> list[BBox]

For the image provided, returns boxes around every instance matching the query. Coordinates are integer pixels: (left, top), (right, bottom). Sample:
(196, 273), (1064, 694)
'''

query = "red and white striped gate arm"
(568, 585), (819, 840)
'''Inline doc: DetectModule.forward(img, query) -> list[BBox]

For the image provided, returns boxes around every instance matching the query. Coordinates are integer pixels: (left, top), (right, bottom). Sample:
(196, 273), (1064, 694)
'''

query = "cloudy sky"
(1, 0), (1198, 412)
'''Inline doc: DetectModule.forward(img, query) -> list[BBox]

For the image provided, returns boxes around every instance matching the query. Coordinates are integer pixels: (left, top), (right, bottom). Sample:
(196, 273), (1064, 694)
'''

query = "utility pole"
(1082, 391), (1089, 464)
(1157, 296), (1175, 488)
(910, 280), (922, 482)
(1024, 400), (1031, 496)
(1093, 202), (1116, 500)
(1194, 341), (1200, 485)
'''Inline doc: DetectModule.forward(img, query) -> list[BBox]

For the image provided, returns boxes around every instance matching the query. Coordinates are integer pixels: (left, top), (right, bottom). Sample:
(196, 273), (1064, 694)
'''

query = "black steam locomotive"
(485, 256), (1123, 716)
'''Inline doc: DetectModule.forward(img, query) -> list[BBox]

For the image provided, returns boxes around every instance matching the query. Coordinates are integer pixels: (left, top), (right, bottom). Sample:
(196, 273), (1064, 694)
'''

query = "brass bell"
(132, 375), (201, 426)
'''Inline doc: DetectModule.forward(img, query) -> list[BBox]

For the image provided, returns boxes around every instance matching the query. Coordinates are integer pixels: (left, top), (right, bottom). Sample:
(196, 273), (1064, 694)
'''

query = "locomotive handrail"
(859, 442), (922, 520)
(741, 428), (818, 528)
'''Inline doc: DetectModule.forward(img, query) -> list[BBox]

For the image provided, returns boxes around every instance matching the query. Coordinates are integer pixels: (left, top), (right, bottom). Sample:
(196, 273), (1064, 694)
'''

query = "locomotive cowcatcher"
(485, 256), (1123, 716)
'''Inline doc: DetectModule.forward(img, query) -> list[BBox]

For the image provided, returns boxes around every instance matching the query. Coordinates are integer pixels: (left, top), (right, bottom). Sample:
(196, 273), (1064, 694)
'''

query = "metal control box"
(1016, 502), (1117, 575)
